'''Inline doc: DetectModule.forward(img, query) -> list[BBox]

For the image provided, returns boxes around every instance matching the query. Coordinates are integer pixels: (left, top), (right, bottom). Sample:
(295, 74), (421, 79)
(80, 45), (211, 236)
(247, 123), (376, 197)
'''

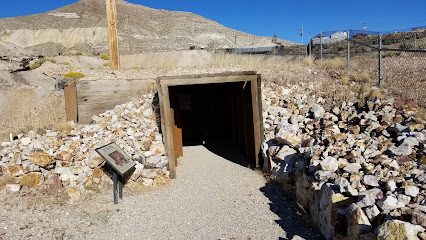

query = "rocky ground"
(261, 83), (425, 239)
(2, 77), (424, 239)
(0, 133), (323, 239)
(1, 41), (425, 239)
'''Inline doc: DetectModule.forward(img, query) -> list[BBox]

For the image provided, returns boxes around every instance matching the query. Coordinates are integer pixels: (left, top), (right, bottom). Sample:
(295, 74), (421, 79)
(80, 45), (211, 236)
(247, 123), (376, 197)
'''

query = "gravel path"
(0, 145), (322, 239)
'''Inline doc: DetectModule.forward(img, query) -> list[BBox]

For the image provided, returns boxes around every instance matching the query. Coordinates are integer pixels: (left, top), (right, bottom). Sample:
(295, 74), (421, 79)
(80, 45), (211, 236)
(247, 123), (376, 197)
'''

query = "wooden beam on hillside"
(106, 0), (119, 70)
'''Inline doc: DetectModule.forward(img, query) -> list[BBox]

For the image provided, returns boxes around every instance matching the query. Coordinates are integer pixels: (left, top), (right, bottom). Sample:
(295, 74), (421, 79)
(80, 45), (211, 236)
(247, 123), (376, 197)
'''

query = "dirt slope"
(0, 0), (298, 54)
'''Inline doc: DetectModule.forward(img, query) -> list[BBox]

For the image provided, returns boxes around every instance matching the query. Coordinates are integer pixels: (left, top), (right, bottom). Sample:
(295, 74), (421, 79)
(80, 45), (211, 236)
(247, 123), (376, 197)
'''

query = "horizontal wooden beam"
(159, 75), (258, 87)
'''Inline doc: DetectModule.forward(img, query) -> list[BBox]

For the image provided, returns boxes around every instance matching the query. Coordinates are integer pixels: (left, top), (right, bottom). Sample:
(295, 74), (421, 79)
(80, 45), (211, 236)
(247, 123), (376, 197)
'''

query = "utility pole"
(347, 30), (350, 71)
(378, 34), (383, 87)
(106, 0), (119, 70)
(363, 22), (367, 33)
(320, 32), (323, 62)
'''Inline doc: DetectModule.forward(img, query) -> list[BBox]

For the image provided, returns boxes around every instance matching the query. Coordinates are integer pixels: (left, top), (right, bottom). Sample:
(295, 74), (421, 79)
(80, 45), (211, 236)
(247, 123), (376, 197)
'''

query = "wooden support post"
(106, 0), (119, 70)
(159, 84), (176, 179)
(64, 81), (78, 123)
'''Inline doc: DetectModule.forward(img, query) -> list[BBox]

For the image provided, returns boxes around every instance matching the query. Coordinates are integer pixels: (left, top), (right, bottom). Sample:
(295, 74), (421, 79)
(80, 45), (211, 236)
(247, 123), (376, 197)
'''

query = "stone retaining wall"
(261, 83), (425, 239)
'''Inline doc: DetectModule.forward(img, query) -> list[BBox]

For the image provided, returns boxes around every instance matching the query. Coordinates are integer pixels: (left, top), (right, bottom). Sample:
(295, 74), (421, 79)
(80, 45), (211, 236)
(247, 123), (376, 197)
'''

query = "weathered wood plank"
(176, 127), (183, 158)
(251, 77), (261, 168)
(77, 79), (154, 93)
(170, 108), (178, 166)
(156, 71), (257, 80)
(64, 81), (77, 123)
(76, 79), (154, 123)
(161, 84), (176, 179)
(77, 91), (136, 103)
(159, 75), (258, 86)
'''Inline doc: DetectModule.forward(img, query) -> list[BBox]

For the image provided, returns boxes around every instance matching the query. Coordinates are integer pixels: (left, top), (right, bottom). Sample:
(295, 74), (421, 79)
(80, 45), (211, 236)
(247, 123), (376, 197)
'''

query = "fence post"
(378, 34), (383, 88)
(414, 32), (417, 50)
(320, 32), (323, 62)
(347, 30), (350, 71)
(309, 33), (312, 56)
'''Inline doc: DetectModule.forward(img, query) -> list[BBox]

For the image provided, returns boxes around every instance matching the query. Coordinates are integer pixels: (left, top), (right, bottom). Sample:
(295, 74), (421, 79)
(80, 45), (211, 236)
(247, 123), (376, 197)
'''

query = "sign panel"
(95, 142), (135, 176)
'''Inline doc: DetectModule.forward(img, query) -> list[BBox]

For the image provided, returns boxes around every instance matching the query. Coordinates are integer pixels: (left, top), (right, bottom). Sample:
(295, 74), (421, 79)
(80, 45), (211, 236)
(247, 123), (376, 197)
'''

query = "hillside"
(0, 0), (298, 55)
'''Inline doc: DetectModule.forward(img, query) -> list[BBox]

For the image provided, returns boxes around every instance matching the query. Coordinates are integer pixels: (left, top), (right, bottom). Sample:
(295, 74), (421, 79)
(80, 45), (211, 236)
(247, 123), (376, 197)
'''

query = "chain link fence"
(308, 27), (426, 107)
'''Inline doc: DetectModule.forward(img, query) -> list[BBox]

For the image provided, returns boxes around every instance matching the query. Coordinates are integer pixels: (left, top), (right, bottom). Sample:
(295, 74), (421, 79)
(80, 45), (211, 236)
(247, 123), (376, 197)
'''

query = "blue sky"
(1, 0), (425, 44)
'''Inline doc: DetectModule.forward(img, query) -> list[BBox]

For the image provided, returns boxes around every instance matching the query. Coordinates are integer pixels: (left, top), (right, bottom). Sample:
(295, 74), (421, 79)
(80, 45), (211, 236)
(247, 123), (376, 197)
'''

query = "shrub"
(368, 87), (383, 100)
(301, 55), (315, 66)
(349, 71), (370, 83)
(100, 54), (109, 60)
(63, 72), (85, 79)
(54, 122), (72, 133)
(26, 58), (56, 69)
(321, 57), (345, 70)
(341, 76), (350, 85)
(62, 62), (70, 65)
(74, 51), (83, 56)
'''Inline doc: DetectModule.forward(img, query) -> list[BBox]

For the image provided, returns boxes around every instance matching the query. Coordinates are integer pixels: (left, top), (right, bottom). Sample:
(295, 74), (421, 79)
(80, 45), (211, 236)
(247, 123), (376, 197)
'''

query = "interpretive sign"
(96, 142), (135, 176)
(96, 142), (135, 204)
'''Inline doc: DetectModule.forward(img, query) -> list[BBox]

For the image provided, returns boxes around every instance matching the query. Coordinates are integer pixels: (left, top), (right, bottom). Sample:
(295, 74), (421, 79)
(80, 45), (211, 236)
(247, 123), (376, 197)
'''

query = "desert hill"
(0, 0), (298, 55)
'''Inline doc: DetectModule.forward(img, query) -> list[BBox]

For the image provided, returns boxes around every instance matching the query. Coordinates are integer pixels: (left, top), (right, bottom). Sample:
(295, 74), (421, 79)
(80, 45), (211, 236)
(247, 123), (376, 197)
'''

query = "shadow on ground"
(194, 140), (324, 239)
(260, 181), (324, 240)
(204, 141), (252, 168)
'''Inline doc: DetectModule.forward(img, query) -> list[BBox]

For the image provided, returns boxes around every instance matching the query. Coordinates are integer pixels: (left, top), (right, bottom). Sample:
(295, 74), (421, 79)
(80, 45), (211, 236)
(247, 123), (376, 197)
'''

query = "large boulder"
(29, 152), (54, 167)
(144, 155), (168, 169)
(377, 220), (424, 240)
(345, 203), (372, 238)
(20, 172), (42, 187)
(275, 129), (302, 148)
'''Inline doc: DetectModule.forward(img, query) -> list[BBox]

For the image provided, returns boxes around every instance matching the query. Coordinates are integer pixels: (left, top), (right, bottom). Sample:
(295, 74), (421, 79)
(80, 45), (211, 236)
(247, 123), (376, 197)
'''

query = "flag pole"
(302, 21), (304, 45)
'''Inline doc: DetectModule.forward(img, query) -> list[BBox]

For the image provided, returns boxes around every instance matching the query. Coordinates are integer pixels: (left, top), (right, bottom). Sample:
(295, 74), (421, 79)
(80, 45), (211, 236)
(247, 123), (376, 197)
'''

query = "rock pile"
(262, 83), (425, 239)
(0, 93), (169, 201)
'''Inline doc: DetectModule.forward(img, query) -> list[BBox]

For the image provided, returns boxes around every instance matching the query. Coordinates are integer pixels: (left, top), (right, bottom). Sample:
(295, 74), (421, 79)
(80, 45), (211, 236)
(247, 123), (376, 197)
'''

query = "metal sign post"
(96, 143), (135, 204)
(112, 171), (123, 204)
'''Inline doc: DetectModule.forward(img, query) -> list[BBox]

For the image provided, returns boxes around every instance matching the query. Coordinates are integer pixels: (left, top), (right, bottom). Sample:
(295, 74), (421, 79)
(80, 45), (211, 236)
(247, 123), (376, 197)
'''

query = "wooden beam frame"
(156, 72), (262, 179)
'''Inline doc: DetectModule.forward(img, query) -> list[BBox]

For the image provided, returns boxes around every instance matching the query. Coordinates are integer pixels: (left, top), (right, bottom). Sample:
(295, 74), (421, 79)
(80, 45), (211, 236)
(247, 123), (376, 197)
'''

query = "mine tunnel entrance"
(157, 72), (263, 178)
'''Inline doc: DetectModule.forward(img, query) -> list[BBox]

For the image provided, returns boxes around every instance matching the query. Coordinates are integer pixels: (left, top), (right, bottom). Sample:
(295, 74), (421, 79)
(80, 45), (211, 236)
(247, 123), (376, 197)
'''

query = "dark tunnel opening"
(168, 81), (256, 167)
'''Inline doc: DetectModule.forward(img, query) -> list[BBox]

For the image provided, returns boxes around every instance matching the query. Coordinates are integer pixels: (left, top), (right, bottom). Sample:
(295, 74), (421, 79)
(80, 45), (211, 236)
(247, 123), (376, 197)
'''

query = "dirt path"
(0, 145), (322, 239)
